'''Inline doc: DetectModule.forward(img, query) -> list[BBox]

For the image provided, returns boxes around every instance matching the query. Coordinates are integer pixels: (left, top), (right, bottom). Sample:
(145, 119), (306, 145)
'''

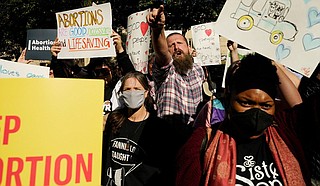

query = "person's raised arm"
(146, 5), (172, 67)
(17, 48), (32, 64)
(273, 61), (302, 107)
(50, 37), (67, 78)
(112, 30), (125, 54)
(227, 40), (240, 63)
(50, 37), (62, 57)
(112, 30), (135, 74)
(276, 63), (301, 88)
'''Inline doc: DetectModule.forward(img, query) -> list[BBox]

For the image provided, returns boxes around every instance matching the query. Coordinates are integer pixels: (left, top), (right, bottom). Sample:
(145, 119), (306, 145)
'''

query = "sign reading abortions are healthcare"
(215, 0), (320, 77)
(191, 22), (221, 66)
(26, 29), (56, 60)
(56, 3), (116, 59)
(126, 9), (151, 74)
(0, 78), (104, 186)
(0, 59), (49, 78)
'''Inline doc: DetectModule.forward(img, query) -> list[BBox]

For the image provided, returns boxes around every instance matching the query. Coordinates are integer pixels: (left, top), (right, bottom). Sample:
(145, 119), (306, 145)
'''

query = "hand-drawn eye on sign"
(230, 0), (298, 45)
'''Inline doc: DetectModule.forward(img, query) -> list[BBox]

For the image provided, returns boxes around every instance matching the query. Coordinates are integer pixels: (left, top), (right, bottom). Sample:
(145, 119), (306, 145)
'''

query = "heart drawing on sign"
(275, 44), (291, 61)
(303, 33), (320, 51)
(140, 22), (149, 36)
(143, 66), (147, 73)
(205, 29), (212, 36)
(301, 67), (311, 77)
(308, 7), (320, 27)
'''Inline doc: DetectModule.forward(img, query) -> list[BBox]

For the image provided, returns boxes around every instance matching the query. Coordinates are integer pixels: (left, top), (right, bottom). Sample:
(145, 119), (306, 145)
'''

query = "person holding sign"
(112, 30), (135, 76)
(176, 53), (315, 186)
(146, 5), (205, 143)
(50, 38), (85, 78)
(101, 71), (173, 186)
(17, 48), (32, 64)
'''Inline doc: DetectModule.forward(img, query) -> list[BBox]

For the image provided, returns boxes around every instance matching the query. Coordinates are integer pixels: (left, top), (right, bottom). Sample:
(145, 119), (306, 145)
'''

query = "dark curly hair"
(225, 53), (280, 102)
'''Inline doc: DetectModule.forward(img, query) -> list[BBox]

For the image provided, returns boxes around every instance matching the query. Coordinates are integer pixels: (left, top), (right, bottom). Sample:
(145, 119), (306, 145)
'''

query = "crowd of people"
(4, 4), (320, 186)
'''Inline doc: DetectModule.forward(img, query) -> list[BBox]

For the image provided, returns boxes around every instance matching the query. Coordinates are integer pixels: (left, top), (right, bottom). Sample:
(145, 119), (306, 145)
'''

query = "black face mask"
(230, 108), (273, 138)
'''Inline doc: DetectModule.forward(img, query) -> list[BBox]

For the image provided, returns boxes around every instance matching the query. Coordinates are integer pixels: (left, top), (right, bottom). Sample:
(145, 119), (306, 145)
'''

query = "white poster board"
(126, 9), (151, 74)
(216, 0), (320, 77)
(0, 59), (49, 78)
(191, 22), (221, 66)
(56, 3), (116, 59)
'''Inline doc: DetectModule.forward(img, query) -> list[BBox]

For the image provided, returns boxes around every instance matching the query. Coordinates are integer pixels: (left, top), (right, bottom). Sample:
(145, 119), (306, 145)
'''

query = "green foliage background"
(0, 0), (225, 59)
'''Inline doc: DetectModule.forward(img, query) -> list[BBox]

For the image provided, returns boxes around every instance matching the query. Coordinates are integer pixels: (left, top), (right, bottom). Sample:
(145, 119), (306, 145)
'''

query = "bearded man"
(146, 5), (205, 127)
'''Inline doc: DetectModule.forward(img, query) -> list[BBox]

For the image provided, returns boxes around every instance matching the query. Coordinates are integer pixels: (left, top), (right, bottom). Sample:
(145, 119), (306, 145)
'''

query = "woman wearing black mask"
(176, 53), (312, 186)
(101, 71), (175, 186)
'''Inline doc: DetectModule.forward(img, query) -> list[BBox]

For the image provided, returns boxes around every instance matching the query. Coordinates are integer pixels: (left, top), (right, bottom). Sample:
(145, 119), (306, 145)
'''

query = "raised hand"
(227, 40), (238, 52)
(112, 30), (124, 53)
(50, 37), (62, 57)
(227, 40), (240, 62)
(17, 48), (32, 64)
(146, 5), (165, 29)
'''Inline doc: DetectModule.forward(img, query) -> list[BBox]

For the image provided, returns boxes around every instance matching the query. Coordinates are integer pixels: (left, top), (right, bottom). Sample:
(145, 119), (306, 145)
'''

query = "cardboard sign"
(56, 3), (116, 59)
(126, 9), (151, 74)
(216, 0), (320, 77)
(0, 59), (49, 78)
(26, 29), (56, 60)
(191, 22), (221, 66)
(0, 78), (104, 186)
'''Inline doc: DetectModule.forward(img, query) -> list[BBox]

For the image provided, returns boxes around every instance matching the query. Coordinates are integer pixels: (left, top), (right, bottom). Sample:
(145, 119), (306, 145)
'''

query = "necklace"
(132, 112), (149, 133)
(129, 109), (149, 122)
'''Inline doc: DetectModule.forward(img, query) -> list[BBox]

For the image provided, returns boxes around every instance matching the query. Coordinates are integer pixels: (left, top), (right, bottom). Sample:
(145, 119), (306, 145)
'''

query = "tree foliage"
(0, 0), (225, 59)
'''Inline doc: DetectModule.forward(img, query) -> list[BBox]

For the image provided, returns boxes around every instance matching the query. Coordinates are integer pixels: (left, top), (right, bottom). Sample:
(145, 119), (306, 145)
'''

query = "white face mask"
(121, 90), (146, 109)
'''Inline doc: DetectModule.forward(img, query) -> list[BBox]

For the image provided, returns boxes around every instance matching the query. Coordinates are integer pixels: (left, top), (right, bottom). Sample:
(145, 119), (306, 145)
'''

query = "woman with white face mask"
(101, 71), (175, 186)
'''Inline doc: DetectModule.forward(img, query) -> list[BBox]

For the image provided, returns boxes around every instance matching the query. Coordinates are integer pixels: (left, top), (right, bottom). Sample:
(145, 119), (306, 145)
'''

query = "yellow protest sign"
(0, 78), (104, 186)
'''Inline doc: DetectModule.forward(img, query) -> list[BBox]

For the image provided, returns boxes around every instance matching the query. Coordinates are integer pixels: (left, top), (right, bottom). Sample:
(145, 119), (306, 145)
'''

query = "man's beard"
(173, 53), (193, 75)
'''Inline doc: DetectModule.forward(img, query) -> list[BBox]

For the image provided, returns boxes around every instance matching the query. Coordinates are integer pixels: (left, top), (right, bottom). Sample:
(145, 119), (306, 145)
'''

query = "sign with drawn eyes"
(216, 0), (320, 77)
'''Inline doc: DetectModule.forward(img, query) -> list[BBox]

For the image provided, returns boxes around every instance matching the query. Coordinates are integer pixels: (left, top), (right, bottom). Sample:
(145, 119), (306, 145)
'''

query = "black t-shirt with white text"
(106, 119), (160, 186)
(236, 135), (284, 186)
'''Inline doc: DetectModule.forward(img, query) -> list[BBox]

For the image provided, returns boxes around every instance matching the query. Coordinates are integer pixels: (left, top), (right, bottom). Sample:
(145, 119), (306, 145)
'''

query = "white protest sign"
(192, 22), (221, 66)
(126, 9), (150, 74)
(215, 0), (320, 77)
(0, 59), (49, 78)
(56, 3), (116, 59)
